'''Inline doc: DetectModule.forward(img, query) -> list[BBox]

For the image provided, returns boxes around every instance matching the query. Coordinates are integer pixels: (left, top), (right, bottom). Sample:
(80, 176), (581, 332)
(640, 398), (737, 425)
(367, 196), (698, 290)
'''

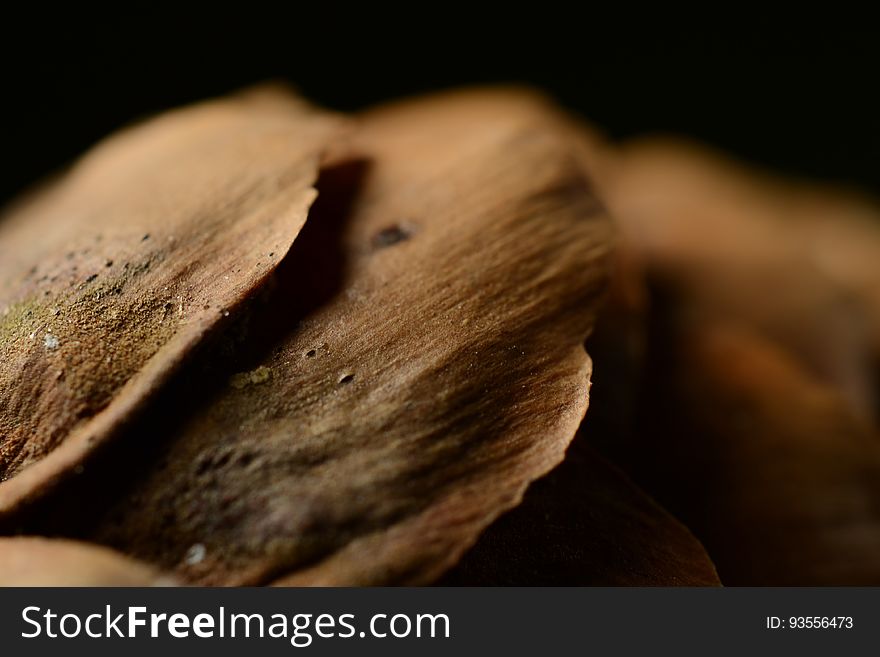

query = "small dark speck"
(338, 373), (354, 386)
(194, 456), (211, 476)
(372, 224), (411, 249)
(268, 252), (275, 257)
(65, 252), (75, 260)
(105, 259), (114, 267)
(85, 274), (98, 283)
(305, 349), (317, 358)
(142, 233), (151, 241)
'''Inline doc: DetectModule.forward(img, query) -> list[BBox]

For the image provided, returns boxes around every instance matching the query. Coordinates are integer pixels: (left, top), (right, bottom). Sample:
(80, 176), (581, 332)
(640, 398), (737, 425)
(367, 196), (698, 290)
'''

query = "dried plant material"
(26, 89), (612, 585)
(441, 434), (720, 586)
(588, 140), (880, 584)
(442, 246), (718, 585)
(602, 138), (880, 295)
(635, 320), (880, 585)
(599, 139), (880, 422)
(795, 196), (880, 358)
(0, 537), (170, 586)
(0, 87), (344, 511)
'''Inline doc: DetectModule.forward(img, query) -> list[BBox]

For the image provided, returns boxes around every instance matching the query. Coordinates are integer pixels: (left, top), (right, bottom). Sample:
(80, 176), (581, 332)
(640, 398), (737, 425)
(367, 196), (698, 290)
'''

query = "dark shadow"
(232, 158), (369, 371)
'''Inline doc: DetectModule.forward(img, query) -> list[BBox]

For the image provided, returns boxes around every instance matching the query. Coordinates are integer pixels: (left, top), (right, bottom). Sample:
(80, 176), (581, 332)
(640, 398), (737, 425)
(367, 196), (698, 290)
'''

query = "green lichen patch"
(229, 365), (272, 389)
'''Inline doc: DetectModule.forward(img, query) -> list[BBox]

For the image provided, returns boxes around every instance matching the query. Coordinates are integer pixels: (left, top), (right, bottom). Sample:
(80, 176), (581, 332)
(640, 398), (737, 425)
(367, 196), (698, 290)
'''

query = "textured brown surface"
(24, 89), (612, 585)
(441, 431), (720, 586)
(441, 242), (718, 586)
(0, 87), (343, 512)
(0, 537), (169, 586)
(593, 140), (880, 585)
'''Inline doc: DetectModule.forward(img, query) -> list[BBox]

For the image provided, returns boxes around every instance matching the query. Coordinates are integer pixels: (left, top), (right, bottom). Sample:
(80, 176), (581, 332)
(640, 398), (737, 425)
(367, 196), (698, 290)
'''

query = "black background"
(2, 11), (878, 206)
